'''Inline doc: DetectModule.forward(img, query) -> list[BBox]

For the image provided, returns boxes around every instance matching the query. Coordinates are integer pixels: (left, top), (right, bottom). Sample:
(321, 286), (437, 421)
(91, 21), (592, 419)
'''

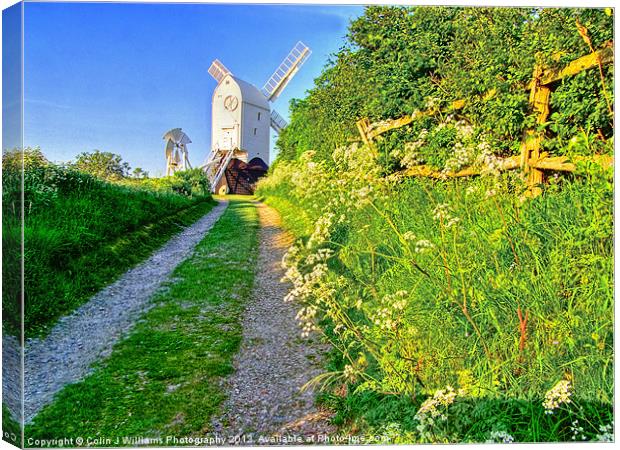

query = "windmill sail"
(270, 109), (288, 134)
(261, 41), (311, 102)
(208, 59), (232, 84)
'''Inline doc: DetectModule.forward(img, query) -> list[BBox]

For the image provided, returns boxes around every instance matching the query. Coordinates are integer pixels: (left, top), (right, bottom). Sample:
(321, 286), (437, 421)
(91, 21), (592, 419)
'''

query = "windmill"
(163, 128), (192, 176)
(203, 41), (311, 194)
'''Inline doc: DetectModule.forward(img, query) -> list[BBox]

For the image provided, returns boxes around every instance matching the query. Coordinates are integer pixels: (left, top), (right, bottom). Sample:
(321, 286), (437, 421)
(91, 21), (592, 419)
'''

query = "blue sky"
(21, 2), (364, 175)
(2, 2), (22, 152)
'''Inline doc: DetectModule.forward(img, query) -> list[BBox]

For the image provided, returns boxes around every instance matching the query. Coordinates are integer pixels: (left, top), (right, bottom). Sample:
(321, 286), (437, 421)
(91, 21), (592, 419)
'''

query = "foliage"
(2, 149), (215, 336)
(319, 388), (613, 443)
(256, 141), (613, 441)
(71, 150), (131, 181)
(132, 167), (148, 178)
(275, 6), (613, 165)
(26, 198), (259, 444)
(122, 169), (211, 198)
(2, 403), (21, 447)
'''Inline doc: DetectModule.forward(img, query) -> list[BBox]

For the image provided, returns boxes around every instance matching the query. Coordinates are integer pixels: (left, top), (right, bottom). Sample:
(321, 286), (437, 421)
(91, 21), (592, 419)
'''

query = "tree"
(132, 167), (148, 179)
(72, 150), (131, 180)
(2, 147), (49, 170)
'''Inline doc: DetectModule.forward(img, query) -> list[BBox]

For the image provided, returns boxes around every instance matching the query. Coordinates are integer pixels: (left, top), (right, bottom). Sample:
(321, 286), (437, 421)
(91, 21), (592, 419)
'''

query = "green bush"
(275, 7), (613, 165)
(122, 168), (211, 198)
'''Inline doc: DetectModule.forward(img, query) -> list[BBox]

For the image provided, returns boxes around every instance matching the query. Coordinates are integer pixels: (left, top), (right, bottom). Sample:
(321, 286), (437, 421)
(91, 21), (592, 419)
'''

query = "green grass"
(25, 198), (259, 445)
(2, 404), (22, 447)
(256, 158), (613, 442)
(318, 386), (612, 443)
(2, 162), (218, 337)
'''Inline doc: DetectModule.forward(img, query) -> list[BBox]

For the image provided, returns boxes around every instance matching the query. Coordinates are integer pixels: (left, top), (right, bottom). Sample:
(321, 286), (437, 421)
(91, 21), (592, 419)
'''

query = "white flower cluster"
(402, 231), (435, 254)
(282, 241), (336, 337)
(595, 422), (614, 442)
(433, 203), (460, 228)
(295, 305), (318, 337)
(403, 231), (416, 241)
(308, 212), (336, 248)
(414, 239), (435, 254)
(570, 420), (587, 441)
(441, 120), (473, 171)
(414, 386), (458, 436)
(443, 140), (475, 174)
(476, 146), (503, 177)
(343, 364), (357, 381)
(390, 130), (427, 170)
(368, 291), (409, 330)
(542, 379), (572, 414)
(486, 430), (515, 444)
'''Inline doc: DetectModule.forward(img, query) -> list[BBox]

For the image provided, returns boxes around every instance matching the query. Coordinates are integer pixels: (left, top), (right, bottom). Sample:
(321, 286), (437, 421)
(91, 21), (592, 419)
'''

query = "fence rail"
(356, 40), (614, 196)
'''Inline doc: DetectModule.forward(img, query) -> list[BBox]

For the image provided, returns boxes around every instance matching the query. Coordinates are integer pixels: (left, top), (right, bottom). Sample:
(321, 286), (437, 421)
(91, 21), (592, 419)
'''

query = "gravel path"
(18, 200), (228, 424)
(212, 202), (334, 444)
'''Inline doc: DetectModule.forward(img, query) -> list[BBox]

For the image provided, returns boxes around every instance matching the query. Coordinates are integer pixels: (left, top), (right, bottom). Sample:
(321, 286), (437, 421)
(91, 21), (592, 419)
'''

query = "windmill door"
(222, 128), (237, 150)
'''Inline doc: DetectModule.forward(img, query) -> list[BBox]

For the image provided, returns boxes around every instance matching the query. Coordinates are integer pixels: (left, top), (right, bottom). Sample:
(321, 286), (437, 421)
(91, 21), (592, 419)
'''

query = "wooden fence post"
(356, 118), (378, 156)
(520, 65), (551, 197)
(356, 118), (371, 145)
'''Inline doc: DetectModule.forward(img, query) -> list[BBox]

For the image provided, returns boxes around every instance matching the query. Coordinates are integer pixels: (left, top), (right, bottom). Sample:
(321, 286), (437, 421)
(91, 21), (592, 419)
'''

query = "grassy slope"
(3, 166), (218, 336)
(26, 198), (259, 444)
(25, 197), (217, 337)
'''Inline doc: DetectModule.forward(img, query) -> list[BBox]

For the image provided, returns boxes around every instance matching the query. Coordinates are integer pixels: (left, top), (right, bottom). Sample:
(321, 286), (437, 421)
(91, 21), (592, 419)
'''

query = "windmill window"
(258, 112), (261, 121)
(253, 128), (257, 135)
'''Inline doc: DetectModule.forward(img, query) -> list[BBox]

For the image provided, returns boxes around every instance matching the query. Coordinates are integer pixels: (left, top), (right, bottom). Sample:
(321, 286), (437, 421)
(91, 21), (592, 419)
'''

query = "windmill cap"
(163, 128), (192, 144)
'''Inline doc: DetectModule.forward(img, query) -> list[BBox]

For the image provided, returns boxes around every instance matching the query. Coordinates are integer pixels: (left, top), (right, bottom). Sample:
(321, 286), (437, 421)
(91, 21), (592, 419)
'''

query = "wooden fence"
(355, 41), (614, 197)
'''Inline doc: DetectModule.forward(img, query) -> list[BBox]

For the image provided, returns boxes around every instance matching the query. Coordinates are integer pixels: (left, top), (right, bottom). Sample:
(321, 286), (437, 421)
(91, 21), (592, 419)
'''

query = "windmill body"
(203, 42), (311, 194)
(211, 74), (271, 164)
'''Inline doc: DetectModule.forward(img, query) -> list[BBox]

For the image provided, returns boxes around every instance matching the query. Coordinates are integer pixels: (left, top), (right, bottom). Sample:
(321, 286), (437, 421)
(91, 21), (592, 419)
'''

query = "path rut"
(212, 202), (333, 443)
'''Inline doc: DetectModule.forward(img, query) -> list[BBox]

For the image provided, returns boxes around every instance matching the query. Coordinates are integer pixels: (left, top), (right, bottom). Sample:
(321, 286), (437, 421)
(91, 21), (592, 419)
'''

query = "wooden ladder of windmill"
(202, 148), (238, 194)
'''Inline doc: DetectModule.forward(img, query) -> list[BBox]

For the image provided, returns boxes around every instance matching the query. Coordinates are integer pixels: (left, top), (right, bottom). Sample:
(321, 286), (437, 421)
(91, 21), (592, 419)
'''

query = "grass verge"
(257, 161), (613, 442)
(25, 198), (259, 445)
(26, 197), (217, 337)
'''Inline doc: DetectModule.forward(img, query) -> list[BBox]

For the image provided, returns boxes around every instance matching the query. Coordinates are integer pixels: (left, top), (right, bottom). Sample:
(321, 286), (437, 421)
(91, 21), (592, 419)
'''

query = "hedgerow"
(276, 6), (613, 165)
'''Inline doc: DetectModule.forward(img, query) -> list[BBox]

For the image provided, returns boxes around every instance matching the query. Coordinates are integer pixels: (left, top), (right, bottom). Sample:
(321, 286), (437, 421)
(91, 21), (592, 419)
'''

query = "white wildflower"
(570, 420), (586, 441)
(414, 239), (435, 254)
(486, 430), (515, 444)
(415, 386), (458, 436)
(433, 204), (460, 228)
(543, 379), (572, 414)
(595, 422), (614, 442)
(403, 231), (416, 241)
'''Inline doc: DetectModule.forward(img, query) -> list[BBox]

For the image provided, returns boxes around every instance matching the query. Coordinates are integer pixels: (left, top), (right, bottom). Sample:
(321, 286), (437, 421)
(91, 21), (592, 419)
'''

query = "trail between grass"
(212, 202), (334, 442)
(21, 200), (228, 424)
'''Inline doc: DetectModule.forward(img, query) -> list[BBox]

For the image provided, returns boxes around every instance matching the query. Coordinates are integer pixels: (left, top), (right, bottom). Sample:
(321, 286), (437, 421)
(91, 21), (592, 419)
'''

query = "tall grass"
(256, 147), (613, 442)
(2, 154), (216, 336)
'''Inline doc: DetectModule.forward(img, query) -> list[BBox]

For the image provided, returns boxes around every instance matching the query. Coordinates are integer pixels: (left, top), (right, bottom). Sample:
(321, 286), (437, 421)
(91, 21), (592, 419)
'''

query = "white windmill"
(202, 41), (311, 193)
(163, 128), (192, 176)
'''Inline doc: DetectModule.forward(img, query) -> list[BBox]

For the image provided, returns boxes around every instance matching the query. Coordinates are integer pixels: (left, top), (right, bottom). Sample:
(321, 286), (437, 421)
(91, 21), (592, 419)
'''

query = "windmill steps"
(215, 157), (268, 195)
